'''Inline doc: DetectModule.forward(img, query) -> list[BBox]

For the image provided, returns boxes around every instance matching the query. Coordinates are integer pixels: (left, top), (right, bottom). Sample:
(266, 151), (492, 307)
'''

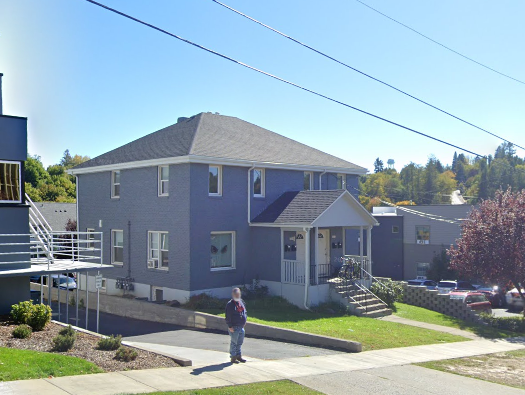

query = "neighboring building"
(36, 202), (76, 230)
(0, 73), (111, 315)
(70, 112), (378, 307)
(371, 205), (473, 280)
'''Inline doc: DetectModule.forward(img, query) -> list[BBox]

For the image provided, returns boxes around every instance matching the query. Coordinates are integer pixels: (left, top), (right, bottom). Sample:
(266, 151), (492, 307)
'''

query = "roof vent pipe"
(0, 73), (3, 115)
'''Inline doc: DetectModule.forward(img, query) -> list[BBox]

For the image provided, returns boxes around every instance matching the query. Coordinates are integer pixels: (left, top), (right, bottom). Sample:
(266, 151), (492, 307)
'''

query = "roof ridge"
(188, 113), (204, 155)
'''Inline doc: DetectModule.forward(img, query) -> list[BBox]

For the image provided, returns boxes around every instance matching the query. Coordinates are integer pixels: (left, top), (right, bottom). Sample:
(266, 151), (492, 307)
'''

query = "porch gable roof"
(251, 190), (378, 227)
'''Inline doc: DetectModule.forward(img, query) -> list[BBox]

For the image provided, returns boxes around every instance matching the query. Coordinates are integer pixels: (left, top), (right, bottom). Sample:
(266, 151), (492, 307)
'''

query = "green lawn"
(123, 381), (321, 395)
(197, 298), (467, 351)
(417, 349), (525, 390)
(395, 303), (513, 338)
(0, 347), (103, 381)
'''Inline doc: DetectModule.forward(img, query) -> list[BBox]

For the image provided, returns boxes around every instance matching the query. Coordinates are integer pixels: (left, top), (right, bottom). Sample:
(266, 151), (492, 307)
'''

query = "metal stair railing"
(25, 193), (54, 266)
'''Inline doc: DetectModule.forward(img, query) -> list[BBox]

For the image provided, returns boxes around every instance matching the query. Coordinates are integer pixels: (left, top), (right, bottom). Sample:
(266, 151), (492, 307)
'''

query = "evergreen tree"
(373, 158), (384, 173)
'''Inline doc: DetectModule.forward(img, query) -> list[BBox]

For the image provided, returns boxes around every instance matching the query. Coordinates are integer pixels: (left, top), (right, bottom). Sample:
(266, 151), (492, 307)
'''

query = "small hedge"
(182, 294), (226, 310)
(370, 279), (404, 309)
(52, 325), (77, 352)
(98, 335), (122, 351)
(12, 324), (32, 339)
(11, 301), (52, 331)
(480, 313), (525, 333)
(115, 346), (137, 362)
(58, 325), (76, 337)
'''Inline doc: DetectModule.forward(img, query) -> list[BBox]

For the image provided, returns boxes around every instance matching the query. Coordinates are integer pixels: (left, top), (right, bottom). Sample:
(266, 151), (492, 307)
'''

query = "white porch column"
(367, 226), (372, 276)
(304, 228), (311, 309)
(280, 228), (284, 285)
(359, 226), (364, 262)
(314, 227), (318, 285)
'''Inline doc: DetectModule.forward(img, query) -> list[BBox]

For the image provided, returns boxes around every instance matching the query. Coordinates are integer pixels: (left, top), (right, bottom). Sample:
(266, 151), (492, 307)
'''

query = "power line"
(355, 0), (525, 87)
(211, 0), (525, 151)
(82, 0), (484, 158)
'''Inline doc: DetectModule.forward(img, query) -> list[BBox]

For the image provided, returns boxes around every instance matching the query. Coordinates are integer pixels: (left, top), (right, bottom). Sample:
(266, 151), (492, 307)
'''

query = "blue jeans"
(229, 326), (245, 358)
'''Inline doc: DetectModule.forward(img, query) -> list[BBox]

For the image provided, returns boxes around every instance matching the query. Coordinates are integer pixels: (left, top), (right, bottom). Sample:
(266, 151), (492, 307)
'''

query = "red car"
(450, 291), (492, 314)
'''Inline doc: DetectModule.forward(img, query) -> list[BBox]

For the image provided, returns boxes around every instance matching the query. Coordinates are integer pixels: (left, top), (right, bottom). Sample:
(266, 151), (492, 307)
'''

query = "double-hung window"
(210, 232), (235, 270)
(158, 166), (169, 196)
(209, 165), (222, 196)
(253, 168), (265, 197)
(304, 172), (313, 191)
(336, 174), (346, 190)
(111, 171), (121, 198)
(111, 230), (124, 265)
(148, 231), (169, 270)
(0, 160), (21, 203)
(416, 226), (430, 245)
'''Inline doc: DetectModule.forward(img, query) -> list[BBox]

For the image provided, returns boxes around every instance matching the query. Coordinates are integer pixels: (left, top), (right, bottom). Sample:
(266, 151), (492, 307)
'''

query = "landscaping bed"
(0, 317), (178, 377)
(417, 349), (525, 390)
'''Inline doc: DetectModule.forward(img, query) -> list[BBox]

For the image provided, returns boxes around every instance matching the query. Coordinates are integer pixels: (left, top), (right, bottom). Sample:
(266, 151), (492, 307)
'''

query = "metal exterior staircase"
(26, 193), (54, 263)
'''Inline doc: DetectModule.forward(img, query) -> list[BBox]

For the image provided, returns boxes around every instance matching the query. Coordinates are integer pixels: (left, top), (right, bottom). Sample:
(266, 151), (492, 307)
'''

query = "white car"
(407, 279), (438, 290)
(506, 288), (525, 311)
(437, 280), (477, 294)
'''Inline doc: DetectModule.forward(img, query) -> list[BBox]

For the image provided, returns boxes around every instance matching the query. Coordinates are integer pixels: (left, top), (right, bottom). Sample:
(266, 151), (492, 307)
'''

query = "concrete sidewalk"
(378, 314), (482, 339)
(1, 338), (524, 395)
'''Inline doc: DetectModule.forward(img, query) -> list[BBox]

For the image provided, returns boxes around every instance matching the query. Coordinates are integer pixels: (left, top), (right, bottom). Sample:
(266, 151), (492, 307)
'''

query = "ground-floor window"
(210, 231), (235, 270)
(417, 262), (430, 277)
(148, 231), (169, 269)
(111, 230), (124, 265)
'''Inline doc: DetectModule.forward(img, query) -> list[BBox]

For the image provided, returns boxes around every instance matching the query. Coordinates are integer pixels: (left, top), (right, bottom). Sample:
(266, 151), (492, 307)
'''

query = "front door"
(317, 229), (330, 265)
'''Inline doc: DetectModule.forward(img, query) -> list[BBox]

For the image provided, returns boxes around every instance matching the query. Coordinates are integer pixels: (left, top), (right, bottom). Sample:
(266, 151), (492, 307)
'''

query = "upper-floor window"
(304, 172), (313, 191)
(253, 168), (265, 197)
(86, 228), (95, 249)
(158, 166), (169, 196)
(416, 226), (430, 244)
(148, 231), (169, 270)
(336, 174), (346, 189)
(111, 170), (120, 198)
(210, 231), (235, 270)
(111, 229), (124, 265)
(0, 160), (21, 203)
(209, 165), (222, 196)
(392, 226), (399, 234)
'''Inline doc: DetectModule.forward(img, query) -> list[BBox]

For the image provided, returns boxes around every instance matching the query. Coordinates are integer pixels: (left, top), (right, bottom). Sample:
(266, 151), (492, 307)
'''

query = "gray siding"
(371, 216), (404, 280)
(0, 116), (27, 161)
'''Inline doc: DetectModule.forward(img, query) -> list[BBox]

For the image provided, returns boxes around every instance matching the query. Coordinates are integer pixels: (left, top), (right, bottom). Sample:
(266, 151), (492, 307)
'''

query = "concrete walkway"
(378, 314), (482, 339)
(1, 337), (524, 395)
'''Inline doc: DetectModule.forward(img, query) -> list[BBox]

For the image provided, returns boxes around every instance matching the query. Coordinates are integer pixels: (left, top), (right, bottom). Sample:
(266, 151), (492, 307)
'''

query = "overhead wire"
(82, 0), (485, 158)
(210, 0), (525, 151)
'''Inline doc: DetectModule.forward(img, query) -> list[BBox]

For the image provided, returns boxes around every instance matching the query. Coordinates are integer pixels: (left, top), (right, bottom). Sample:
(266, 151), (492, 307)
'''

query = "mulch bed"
(0, 318), (179, 372)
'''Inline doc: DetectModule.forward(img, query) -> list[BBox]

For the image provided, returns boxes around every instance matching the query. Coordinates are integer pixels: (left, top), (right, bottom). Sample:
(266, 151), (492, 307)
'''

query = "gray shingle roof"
(35, 203), (76, 231)
(252, 190), (345, 224)
(74, 113), (365, 172)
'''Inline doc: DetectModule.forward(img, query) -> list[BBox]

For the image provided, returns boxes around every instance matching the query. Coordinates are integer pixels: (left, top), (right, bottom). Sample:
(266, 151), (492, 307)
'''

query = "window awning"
(251, 190), (378, 228)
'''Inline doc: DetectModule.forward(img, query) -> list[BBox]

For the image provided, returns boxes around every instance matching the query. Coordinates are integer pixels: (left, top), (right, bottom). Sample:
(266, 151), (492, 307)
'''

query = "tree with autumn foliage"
(449, 188), (525, 305)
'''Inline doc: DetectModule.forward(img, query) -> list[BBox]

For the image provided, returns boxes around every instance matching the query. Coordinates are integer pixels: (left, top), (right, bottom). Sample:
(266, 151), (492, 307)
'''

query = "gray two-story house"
(71, 113), (377, 307)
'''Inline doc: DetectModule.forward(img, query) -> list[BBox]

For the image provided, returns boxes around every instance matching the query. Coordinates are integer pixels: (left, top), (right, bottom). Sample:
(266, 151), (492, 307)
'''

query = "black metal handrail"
(310, 263), (336, 285)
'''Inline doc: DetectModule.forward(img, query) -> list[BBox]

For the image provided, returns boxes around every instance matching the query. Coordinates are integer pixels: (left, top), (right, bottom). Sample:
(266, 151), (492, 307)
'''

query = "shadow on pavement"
(190, 362), (232, 375)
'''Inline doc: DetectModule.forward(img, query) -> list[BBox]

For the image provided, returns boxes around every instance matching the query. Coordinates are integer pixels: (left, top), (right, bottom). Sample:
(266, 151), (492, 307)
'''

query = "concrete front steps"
(330, 281), (392, 318)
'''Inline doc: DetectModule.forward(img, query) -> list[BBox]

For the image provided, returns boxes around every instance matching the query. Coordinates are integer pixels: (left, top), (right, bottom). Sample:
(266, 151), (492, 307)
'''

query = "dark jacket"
(225, 299), (247, 328)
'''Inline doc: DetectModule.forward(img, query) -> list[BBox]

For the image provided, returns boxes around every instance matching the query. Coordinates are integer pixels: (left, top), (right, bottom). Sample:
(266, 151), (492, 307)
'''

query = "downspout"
(304, 227), (311, 310)
(319, 170), (326, 190)
(247, 164), (255, 224)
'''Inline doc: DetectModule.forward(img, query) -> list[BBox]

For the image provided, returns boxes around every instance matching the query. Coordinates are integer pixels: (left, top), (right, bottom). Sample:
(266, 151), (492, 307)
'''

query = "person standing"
(225, 287), (247, 364)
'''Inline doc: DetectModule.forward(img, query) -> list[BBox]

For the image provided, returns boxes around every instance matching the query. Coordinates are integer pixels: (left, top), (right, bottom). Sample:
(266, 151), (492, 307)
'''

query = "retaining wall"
(402, 283), (482, 322)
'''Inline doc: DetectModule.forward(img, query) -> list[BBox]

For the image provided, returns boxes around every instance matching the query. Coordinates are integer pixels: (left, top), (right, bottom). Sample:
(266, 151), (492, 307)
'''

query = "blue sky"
(1, 0), (524, 170)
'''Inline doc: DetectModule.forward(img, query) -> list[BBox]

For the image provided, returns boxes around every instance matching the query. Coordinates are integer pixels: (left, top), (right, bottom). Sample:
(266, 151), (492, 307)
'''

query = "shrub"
(182, 294), (226, 310)
(58, 325), (76, 337)
(10, 301), (52, 331)
(370, 279), (404, 310)
(12, 324), (32, 339)
(52, 334), (76, 352)
(480, 313), (525, 333)
(240, 278), (269, 300)
(115, 346), (137, 362)
(11, 301), (34, 325)
(98, 335), (122, 351)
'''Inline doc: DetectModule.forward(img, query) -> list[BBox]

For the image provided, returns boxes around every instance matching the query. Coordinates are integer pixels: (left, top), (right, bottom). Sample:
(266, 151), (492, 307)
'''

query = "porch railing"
(282, 259), (305, 284)
(310, 263), (336, 285)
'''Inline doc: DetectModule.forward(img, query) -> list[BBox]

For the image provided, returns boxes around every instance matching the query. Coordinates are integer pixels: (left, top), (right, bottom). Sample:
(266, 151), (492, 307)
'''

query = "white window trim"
(147, 231), (169, 271)
(87, 228), (95, 250)
(111, 170), (120, 199)
(0, 160), (22, 204)
(304, 171), (313, 191)
(210, 231), (236, 271)
(253, 168), (265, 198)
(111, 229), (124, 266)
(337, 173), (346, 190)
(151, 286), (164, 302)
(208, 165), (222, 196)
(158, 165), (169, 197)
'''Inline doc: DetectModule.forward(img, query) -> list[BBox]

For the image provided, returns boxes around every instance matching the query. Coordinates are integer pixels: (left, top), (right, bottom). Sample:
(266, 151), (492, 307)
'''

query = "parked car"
(407, 278), (438, 290)
(506, 288), (525, 311)
(476, 285), (505, 308)
(437, 280), (477, 294)
(51, 274), (77, 290)
(449, 291), (492, 314)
